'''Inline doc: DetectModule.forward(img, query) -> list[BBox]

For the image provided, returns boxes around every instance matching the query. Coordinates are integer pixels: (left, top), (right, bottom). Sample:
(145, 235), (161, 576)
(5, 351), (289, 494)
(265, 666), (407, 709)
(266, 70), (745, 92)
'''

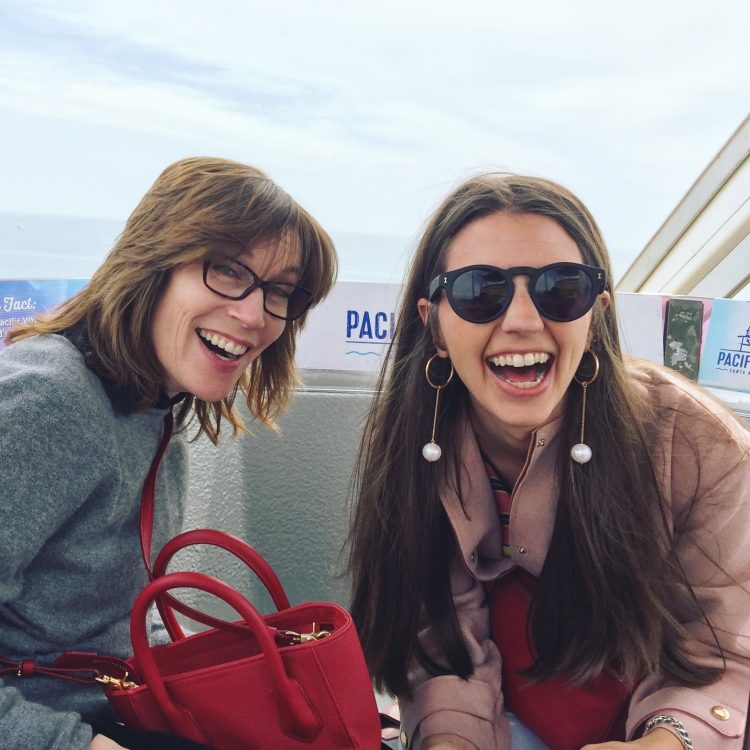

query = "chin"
(181, 381), (238, 402)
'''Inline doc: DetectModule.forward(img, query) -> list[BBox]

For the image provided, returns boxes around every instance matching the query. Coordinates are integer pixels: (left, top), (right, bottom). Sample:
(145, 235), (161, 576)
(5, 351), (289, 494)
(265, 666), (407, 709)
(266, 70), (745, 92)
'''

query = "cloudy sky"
(1, 0), (748, 282)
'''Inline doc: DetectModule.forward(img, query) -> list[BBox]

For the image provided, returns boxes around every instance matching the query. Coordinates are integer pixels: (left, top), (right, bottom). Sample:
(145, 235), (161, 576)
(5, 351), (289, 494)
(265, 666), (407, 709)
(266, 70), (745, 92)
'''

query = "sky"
(0, 0), (748, 283)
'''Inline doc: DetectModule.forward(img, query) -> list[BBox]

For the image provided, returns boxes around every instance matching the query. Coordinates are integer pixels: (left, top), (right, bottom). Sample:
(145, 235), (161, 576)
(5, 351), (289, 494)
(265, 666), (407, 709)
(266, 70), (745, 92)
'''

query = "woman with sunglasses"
(348, 174), (749, 750)
(0, 157), (336, 750)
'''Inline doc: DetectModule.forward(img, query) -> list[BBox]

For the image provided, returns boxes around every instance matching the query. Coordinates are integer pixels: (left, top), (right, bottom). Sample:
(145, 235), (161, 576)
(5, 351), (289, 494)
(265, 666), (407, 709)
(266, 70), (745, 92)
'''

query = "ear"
(417, 297), (449, 357)
(587, 290), (610, 348)
(417, 297), (430, 326)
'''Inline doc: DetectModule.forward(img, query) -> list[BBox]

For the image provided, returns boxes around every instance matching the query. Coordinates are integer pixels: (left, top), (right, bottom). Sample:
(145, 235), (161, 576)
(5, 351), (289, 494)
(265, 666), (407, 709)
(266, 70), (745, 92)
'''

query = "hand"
(582, 727), (683, 749)
(90, 735), (129, 750)
(422, 735), (478, 750)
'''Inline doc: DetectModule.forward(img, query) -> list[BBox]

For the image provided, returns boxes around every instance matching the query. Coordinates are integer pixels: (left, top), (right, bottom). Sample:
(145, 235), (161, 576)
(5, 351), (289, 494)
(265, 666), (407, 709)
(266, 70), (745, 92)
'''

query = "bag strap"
(0, 653), (133, 688)
(139, 411), (174, 578)
(2, 409), (293, 682)
(138, 412), (292, 639)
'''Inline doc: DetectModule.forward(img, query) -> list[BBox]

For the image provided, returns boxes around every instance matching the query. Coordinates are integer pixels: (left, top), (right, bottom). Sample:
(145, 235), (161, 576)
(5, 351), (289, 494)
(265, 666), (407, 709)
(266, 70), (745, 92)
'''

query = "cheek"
(558, 323), (592, 370)
(150, 305), (172, 362)
(261, 321), (288, 353)
(435, 308), (468, 353)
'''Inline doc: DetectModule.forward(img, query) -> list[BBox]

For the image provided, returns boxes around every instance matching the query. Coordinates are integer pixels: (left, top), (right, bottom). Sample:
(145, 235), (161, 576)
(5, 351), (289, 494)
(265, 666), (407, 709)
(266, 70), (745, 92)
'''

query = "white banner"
(295, 281), (403, 371)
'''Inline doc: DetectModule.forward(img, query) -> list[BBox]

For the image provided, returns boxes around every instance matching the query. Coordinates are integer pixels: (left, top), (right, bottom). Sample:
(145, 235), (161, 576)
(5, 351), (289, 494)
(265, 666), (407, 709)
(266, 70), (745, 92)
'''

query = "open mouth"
(487, 352), (552, 389)
(197, 328), (249, 361)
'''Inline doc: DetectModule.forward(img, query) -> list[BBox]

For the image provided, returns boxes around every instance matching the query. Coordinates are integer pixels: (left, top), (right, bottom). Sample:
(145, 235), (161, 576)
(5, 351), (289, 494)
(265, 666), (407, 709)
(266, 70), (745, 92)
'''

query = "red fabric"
(489, 569), (629, 750)
(106, 571), (382, 750)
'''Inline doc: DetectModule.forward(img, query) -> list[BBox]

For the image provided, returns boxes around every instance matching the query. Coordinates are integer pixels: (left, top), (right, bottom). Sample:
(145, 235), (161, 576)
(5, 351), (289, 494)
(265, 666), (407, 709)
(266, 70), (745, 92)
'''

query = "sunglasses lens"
(535, 267), (593, 321)
(451, 269), (509, 322)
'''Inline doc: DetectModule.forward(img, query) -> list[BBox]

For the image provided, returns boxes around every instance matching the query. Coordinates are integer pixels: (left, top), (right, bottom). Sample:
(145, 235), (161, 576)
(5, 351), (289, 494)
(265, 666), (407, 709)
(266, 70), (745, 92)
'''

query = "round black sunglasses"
(428, 262), (606, 323)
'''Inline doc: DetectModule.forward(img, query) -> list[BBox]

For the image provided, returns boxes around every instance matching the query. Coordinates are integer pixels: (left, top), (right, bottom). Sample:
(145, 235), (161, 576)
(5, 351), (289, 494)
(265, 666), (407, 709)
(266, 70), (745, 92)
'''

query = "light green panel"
(179, 370), (376, 621)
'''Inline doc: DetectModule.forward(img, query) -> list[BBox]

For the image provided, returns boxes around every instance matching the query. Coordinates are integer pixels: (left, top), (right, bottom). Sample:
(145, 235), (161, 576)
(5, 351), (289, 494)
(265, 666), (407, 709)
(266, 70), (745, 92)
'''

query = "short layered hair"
(8, 156), (337, 442)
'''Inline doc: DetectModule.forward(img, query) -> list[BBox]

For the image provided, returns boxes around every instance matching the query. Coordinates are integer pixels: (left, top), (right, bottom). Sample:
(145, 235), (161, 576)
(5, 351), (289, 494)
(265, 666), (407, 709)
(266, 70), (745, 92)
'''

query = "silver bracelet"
(644, 714), (693, 750)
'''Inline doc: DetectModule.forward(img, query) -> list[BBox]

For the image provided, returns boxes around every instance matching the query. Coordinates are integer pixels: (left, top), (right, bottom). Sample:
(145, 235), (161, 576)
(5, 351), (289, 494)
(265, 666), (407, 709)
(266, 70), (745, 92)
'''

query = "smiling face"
(420, 211), (609, 446)
(151, 234), (300, 401)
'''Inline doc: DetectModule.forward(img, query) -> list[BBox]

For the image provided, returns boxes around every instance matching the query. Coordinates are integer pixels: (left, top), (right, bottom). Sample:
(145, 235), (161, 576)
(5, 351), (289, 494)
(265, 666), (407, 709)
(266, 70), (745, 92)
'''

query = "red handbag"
(489, 568), (630, 750)
(1, 414), (382, 749)
(121, 413), (381, 748)
(105, 569), (381, 749)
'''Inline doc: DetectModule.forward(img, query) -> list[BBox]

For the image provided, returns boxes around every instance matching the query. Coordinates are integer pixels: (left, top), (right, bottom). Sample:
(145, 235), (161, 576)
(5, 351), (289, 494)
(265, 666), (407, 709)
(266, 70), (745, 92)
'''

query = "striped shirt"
(482, 455), (512, 557)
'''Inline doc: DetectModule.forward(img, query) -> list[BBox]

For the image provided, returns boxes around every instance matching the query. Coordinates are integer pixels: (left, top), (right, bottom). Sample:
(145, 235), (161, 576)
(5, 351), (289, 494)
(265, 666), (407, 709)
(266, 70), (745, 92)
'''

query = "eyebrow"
(227, 255), (303, 280)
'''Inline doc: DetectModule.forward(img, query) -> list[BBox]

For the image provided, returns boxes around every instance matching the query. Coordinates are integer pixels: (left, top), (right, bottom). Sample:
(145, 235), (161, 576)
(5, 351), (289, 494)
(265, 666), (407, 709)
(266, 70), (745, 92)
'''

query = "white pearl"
(570, 443), (592, 463)
(422, 442), (442, 462)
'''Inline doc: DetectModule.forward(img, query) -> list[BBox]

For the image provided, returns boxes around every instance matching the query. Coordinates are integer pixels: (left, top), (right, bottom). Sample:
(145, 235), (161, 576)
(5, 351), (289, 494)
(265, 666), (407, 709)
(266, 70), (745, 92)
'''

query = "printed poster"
(0, 279), (87, 348)
(295, 281), (402, 372)
(697, 298), (750, 392)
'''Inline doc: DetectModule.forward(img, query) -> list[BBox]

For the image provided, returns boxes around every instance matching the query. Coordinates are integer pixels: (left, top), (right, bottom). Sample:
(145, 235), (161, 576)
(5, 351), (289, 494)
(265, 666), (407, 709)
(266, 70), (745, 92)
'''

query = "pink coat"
(400, 362), (750, 749)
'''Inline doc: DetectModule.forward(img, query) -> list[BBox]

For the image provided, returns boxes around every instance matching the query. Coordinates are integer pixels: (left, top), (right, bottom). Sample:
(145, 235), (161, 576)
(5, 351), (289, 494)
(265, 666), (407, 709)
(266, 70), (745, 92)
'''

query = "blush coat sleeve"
(398, 555), (509, 750)
(626, 372), (750, 748)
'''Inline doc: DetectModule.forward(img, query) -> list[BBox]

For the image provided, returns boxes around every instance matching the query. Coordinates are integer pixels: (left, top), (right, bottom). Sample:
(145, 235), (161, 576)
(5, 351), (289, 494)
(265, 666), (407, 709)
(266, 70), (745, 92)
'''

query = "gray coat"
(0, 334), (187, 750)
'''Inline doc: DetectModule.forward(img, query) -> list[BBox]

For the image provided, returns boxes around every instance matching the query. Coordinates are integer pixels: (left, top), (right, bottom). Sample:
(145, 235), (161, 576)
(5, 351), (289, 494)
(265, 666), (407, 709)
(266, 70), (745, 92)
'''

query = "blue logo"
(345, 309), (395, 357)
(715, 324), (750, 374)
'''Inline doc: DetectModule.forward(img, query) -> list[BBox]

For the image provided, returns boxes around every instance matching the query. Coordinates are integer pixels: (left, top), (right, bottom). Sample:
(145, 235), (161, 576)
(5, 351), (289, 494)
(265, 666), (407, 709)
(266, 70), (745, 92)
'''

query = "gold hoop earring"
(422, 354), (454, 462)
(570, 350), (600, 464)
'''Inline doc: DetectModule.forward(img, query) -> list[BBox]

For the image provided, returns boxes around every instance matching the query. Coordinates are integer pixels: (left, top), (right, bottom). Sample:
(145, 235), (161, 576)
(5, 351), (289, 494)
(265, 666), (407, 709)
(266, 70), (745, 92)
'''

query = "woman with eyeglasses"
(0, 157), (336, 750)
(348, 174), (749, 750)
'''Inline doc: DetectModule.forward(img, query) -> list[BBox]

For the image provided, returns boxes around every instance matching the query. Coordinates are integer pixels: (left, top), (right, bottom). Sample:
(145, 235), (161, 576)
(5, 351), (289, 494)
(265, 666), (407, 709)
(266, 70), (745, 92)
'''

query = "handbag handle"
(139, 415), (291, 638)
(151, 529), (291, 640)
(130, 571), (322, 744)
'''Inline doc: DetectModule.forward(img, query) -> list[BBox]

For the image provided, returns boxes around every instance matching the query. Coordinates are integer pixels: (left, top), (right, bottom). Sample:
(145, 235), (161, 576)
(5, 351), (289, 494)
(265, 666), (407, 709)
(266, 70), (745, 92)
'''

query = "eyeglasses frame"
(428, 262), (607, 323)
(202, 259), (313, 322)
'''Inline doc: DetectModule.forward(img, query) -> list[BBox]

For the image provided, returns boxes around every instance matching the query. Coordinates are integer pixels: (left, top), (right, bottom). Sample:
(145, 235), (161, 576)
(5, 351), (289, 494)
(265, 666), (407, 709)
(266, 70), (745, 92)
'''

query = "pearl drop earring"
(422, 354), (454, 462)
(570, 350), (600, 464)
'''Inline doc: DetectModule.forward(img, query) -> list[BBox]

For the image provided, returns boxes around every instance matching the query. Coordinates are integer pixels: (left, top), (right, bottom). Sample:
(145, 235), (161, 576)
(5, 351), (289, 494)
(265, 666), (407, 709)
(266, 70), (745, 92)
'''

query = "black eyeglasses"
(202, 258), (313, 321)
(428, 262), (606, 323)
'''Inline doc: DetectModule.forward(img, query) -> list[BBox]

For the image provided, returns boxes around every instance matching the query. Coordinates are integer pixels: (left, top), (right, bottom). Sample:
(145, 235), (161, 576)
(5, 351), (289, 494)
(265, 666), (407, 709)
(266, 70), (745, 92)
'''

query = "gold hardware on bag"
(95, 673), (139, 690)
(280, 622), (333, 645)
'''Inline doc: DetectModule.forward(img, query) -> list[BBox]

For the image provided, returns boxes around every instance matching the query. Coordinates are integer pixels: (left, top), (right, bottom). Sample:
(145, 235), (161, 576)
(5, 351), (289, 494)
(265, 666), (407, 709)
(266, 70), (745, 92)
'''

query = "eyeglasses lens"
(452, 269), (509, 322)
(534, 267), (592, 321)
(205, 260), (253, 297)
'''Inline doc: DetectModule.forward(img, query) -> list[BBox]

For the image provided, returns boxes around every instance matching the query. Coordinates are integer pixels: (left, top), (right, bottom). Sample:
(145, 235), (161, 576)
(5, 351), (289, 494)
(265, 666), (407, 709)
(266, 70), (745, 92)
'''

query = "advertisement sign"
(295, 281), (402, 371)
(697, 298), (750, 391)
(0, 279), (87, 347)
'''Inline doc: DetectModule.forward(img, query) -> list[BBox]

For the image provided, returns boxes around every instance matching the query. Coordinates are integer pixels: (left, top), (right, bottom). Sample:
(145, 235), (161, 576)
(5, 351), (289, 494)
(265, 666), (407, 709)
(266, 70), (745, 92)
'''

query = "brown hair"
(8, 157), (337, 443)
(348, 173), (721, 696)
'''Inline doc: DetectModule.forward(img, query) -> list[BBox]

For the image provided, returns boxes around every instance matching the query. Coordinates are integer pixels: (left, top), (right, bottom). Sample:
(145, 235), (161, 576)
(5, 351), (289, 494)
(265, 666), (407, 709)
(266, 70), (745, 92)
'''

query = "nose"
(499, 277), (544, 334)
(228, 286), (267, 328)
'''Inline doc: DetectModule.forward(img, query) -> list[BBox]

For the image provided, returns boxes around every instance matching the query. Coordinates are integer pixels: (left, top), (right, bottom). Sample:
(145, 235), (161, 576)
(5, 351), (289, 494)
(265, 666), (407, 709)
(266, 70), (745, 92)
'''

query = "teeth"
(198, 329), (248, 356)
(489, 352), (550, 367)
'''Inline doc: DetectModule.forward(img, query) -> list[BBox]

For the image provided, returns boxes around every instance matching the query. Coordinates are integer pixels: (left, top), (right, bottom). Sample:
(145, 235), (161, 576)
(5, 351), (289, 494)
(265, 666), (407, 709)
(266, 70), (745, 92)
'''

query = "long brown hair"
(8, 157), (337, 443)
(348, 173), (721, 696)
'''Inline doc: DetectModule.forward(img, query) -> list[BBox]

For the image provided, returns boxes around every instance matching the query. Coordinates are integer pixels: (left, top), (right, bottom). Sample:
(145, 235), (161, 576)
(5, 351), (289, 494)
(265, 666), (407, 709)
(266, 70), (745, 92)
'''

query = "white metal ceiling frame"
(617, 115), (750, 298)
